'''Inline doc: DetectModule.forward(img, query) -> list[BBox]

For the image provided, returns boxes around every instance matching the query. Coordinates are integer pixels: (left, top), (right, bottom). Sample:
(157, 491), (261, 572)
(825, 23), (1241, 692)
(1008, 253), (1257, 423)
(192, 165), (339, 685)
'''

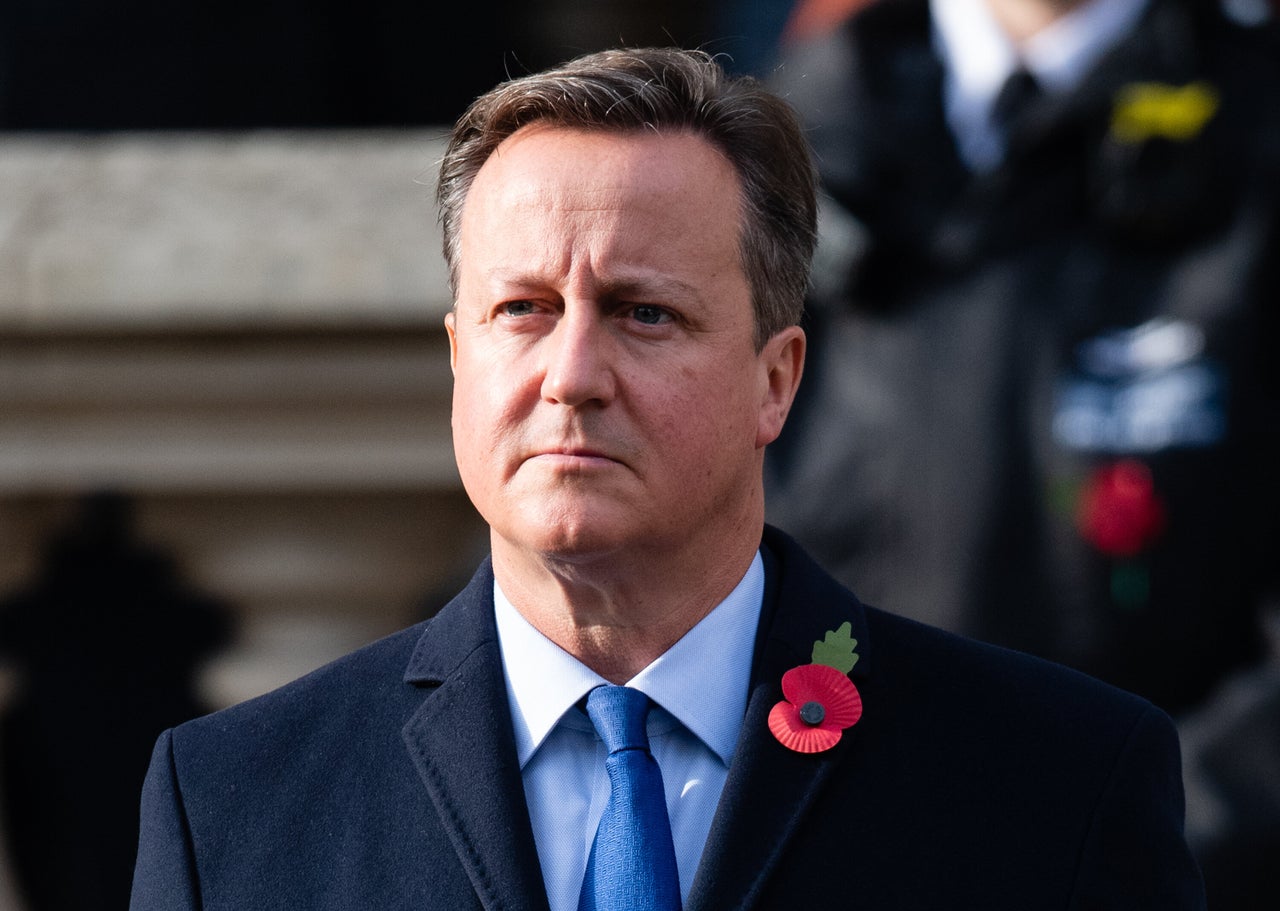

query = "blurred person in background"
(0, 494), (232, 911)
(765, 0), (1280, 904)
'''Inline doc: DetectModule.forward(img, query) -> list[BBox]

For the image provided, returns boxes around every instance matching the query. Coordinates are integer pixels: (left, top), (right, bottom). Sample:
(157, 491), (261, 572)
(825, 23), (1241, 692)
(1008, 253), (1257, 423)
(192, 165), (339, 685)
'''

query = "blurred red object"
(783, 0), (879, 44)
(1076, 459), (1167, 557)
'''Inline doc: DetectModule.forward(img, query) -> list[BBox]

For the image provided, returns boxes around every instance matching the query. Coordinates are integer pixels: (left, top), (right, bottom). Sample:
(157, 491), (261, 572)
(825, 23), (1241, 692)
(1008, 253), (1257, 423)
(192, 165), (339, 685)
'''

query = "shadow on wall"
(0, 492), (233, 911)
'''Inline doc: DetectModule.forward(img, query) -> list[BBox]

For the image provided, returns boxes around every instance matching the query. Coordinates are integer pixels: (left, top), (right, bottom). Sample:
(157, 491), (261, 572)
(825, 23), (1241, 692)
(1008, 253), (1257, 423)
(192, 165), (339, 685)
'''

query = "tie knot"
(585, 686), (652, 754)
(992, 67), (1042, 135)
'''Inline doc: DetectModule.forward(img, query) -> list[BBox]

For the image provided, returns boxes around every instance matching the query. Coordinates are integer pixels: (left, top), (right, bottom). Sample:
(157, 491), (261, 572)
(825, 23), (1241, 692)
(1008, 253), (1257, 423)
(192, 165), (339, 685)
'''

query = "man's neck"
(490, 525), (763, 684)
(984, 0), (1090, 43)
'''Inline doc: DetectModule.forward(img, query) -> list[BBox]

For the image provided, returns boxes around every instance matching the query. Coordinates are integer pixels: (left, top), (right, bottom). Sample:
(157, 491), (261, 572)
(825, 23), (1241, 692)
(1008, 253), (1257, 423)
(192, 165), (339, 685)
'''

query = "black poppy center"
(799, 701), (826, 725)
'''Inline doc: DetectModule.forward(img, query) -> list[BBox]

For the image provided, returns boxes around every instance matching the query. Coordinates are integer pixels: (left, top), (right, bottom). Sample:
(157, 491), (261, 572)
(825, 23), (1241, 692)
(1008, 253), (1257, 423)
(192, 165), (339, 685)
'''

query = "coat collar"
(400, 558), (552, 911)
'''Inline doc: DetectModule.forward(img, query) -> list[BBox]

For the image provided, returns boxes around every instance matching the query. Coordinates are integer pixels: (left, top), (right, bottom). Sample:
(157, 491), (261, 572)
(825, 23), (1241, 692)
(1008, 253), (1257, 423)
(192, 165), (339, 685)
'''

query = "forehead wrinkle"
(490, 161), (632, 212)
(477, 203), (699, 297)
(479, 260), (705, 306)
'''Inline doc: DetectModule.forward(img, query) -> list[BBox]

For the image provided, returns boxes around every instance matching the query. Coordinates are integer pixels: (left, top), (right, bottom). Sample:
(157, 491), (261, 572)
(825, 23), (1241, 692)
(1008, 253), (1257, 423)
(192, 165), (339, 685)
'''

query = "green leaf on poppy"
(811, 621), (859, 673)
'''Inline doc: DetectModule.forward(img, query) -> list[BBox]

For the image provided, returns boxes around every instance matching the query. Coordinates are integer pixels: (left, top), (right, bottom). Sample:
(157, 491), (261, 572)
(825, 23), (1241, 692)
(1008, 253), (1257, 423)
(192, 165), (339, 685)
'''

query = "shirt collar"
(494, 552), (765, 769)
(1020, 0), (1150, 93)
(932, 0), (1149, 97)
(931, 0), (1148, 169)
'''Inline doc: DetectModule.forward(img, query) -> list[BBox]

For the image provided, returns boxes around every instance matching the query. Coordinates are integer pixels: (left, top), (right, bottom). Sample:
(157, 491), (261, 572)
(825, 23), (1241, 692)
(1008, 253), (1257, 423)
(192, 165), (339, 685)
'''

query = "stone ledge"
(0, 130), (453, 332)
(0, 330), (457, 495)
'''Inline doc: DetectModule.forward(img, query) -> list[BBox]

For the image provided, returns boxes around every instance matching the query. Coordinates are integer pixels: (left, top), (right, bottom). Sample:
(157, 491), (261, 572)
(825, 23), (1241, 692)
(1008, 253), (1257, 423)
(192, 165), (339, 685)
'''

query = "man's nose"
(540, 307), (616, 407)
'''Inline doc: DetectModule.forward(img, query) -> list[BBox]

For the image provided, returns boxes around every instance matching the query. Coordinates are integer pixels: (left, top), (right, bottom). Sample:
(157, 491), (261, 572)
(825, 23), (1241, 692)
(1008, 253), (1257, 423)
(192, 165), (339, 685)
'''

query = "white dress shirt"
(493, 552), (765, 911)
(931, 0), (1150, 171)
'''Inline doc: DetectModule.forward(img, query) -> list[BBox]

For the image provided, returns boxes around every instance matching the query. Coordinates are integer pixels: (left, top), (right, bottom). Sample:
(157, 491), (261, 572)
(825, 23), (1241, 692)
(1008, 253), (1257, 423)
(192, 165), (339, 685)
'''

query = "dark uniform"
(764, 2), (1280, 902)
(766, 0), (1279, 719)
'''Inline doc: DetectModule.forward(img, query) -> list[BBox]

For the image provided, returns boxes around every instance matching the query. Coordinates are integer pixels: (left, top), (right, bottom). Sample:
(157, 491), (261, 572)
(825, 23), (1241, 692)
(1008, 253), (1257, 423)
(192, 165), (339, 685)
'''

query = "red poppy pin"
(768, 621), (862, 754)
(1076, 459), (1166, 558)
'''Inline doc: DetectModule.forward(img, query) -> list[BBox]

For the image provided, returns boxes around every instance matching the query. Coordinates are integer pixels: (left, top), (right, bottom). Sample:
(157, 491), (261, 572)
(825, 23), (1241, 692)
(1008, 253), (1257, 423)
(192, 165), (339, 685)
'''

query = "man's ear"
(445, 310), (458, 374)
(756, 325), (806, 448)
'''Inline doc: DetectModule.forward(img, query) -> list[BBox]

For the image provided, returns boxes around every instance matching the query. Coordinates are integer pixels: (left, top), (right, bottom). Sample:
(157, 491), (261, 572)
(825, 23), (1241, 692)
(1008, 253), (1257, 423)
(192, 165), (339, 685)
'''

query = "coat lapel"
(400, 560), (552, 911)
(686, 528), (872, 911)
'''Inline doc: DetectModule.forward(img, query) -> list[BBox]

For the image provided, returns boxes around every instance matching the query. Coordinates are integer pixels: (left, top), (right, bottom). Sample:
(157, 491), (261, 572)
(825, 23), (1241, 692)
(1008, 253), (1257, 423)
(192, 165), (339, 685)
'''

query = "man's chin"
(493, 514), (636, 565)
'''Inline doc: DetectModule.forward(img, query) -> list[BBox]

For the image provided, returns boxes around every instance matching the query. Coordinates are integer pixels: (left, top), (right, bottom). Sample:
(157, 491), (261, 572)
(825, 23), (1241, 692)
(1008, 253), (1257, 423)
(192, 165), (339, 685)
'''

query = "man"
(130, 47), (1206, 910)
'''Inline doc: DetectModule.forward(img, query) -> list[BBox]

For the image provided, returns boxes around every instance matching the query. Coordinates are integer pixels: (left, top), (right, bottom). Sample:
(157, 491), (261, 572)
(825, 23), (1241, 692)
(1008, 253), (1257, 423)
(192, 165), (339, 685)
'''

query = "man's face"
(446, 124), (802, 565)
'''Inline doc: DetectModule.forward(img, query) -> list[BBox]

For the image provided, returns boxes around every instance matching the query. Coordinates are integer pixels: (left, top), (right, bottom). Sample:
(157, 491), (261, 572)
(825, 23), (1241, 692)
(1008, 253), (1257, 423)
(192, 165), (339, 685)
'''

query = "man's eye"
(630, 305), (670, 326)
(501, 300), (538, 317)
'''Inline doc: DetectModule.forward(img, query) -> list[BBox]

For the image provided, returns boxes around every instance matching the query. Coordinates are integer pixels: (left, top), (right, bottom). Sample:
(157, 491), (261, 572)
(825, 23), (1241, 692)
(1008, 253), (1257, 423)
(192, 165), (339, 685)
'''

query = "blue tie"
(579, 686), (682, 911)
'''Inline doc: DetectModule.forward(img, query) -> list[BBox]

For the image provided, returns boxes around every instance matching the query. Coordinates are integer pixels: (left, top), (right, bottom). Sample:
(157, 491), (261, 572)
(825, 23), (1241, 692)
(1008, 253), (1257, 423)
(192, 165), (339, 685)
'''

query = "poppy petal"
(781, 664), (863, 730)
(769, 700), (844, 753)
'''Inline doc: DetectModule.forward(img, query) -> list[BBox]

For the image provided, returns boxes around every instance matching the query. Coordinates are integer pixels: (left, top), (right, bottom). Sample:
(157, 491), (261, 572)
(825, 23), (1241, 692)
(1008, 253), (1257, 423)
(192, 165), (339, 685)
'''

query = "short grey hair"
(436, 46), (817, 350)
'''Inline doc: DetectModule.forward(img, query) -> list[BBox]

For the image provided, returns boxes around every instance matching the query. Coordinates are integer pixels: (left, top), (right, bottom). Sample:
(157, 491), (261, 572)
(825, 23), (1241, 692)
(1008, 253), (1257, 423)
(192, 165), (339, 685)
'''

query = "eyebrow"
(484, 268), (705, 304)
